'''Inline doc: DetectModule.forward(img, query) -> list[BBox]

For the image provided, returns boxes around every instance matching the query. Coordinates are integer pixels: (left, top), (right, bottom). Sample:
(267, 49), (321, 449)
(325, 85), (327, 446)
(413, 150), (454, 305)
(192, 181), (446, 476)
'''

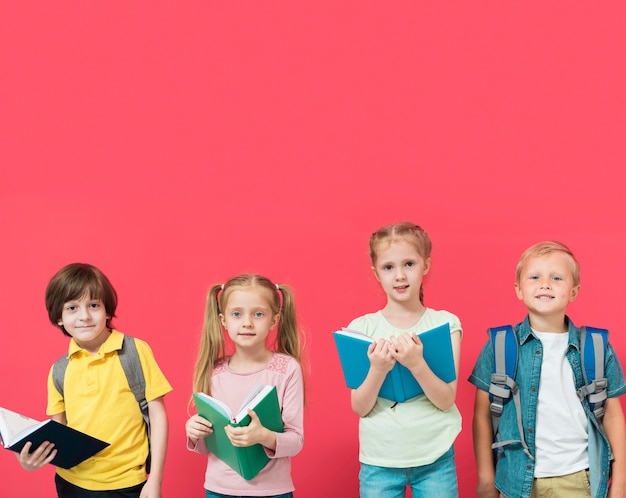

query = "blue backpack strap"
(488, 325), (533, 461)
(577, 326), (609, 423)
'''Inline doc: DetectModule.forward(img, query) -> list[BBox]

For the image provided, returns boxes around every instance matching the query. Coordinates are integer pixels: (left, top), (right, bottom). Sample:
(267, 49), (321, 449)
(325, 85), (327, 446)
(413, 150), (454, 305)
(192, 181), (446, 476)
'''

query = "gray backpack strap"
(118, 336), (149, 428)
(118, 336), (151, 472)
(52, 354), (70, 397)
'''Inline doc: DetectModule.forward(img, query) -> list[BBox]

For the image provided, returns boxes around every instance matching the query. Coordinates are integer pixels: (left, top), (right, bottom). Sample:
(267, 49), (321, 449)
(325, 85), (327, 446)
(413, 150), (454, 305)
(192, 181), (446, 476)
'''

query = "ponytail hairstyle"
(369, 222), (433, 304)
(192, 274), (303, 396)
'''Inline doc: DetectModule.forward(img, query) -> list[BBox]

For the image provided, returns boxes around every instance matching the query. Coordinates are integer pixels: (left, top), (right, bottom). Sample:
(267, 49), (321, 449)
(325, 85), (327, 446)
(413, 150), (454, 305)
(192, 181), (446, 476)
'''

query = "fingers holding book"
(185, 415), (214, 443)
(224, 409), (276, 451)
(16, 440), (57, 471)
(389, 333), (425, 370)
(367, 339), (396, 374)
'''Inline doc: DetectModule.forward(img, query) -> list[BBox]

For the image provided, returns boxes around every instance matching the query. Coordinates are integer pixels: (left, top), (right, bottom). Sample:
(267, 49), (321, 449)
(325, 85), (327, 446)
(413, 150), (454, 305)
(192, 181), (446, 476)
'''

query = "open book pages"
(194, 384), (273, 424)
(0, 407), (44, 447)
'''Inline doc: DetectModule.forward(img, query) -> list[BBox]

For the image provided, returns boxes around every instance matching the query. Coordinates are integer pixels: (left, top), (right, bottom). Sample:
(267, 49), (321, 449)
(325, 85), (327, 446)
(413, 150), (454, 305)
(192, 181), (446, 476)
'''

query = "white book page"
(233, 385), (272, 423)
(0, 407), (44, 447)
(339, 328), (374, 342)
(194, 393), (232, 420)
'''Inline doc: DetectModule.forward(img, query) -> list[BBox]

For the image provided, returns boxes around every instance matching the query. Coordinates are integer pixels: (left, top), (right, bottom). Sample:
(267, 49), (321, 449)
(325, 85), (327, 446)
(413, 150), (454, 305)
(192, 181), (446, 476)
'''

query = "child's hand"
(16, 441), (57, 471)
(185, 415), (213, 443)
(367, 339), (396, 375)
(389, 333), (424, 371)
(139, 477), (162, 498)
(476, 480), (500, 498)
(224, 409), (276, 450)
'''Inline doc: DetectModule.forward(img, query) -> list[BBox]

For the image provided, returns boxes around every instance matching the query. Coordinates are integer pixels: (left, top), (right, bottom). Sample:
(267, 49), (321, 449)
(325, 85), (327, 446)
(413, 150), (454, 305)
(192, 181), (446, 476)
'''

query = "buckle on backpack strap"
(490, 402), (504, 416)
(491, 373), (508, 385)
(593, 406), (605, 420)
(594, 378), (608, 390)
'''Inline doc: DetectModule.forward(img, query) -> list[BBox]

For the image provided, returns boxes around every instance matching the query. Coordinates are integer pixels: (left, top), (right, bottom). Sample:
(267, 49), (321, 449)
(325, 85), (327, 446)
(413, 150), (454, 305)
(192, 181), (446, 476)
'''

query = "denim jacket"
(469, 316), (626, 498)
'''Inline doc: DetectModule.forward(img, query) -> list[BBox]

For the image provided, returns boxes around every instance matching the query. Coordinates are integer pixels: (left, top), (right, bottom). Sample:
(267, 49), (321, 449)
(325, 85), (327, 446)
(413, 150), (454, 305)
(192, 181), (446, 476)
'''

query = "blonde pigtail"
(192, 284), (225, 396)
(275, 284), (302, 363)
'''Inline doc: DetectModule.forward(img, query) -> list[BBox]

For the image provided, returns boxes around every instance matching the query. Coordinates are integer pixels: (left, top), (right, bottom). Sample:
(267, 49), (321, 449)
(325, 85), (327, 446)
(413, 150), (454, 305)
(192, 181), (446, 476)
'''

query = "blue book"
(333, 322), (456, 402)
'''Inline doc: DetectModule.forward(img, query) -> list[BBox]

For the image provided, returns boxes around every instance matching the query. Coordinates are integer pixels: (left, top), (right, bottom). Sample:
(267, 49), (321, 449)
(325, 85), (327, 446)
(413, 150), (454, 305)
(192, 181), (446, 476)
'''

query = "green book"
(193, 384), (284, 480)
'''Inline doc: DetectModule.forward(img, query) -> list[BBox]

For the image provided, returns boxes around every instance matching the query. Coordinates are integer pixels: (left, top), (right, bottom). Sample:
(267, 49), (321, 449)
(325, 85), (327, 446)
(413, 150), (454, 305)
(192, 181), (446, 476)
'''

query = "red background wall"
(1, 2), (625, 497)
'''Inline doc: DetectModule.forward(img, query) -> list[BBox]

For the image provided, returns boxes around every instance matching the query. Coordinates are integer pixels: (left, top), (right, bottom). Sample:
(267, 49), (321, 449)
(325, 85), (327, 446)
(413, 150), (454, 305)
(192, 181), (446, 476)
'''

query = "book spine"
(390, 367), (406, 403)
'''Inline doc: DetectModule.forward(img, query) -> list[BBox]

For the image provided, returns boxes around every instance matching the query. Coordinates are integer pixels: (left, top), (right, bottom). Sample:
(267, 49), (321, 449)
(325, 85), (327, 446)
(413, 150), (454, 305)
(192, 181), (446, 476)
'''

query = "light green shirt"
(348, 308), (462, 467)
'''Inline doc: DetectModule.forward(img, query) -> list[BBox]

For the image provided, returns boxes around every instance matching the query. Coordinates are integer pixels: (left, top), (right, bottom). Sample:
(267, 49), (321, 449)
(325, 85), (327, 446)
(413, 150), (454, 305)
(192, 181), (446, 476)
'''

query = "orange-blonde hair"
(369, 222), (432, 304)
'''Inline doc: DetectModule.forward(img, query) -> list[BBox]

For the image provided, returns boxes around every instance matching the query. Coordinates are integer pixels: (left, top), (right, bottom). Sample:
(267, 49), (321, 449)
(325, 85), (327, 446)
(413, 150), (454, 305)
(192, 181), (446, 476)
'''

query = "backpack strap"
(118, 337), (150, 434)
(577, 326), (609, 424)
(52, 354), (70, 397)
(488, 325), (533, 461)
(117, 336), (151, 473)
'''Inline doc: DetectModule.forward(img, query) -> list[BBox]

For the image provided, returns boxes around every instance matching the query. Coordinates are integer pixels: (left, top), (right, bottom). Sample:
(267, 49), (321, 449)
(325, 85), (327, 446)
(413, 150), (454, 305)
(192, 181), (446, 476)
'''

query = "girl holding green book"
(185, 274), (305, 498)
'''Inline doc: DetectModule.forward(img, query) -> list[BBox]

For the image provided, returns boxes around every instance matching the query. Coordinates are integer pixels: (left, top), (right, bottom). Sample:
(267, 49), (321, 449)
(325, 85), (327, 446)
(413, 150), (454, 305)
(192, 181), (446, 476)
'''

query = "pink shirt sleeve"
(269, 359), (304, 459)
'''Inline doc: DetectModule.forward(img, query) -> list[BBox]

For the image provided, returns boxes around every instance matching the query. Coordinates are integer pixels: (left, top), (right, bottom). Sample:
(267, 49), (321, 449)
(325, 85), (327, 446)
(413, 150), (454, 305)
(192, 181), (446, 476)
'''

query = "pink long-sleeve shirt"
(188, 353), (304, 496)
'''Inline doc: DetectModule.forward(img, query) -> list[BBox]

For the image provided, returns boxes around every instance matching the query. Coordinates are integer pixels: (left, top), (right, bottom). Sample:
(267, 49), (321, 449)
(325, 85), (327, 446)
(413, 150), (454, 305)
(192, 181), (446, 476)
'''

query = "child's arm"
(15, 412), (65, 471)
(351, 339), (396, 417)
(389, 330), (461, 411)
(140, 397), (168, 498)
(473, 389), (500, 498)
(603, 397), (626, 498)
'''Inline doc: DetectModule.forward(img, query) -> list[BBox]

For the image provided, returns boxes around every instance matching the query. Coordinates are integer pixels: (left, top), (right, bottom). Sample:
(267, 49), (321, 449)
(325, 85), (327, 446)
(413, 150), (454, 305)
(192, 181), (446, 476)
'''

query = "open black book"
(0, 406), (110, 469)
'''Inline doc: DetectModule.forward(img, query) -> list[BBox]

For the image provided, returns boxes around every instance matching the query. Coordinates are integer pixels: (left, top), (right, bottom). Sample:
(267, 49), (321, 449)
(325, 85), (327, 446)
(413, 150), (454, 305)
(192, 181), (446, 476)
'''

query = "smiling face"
(58, 294), (111, 353)
(515, 252), (580, 322)
(372, 239), (430, 307)
(219, 286), (280, 353)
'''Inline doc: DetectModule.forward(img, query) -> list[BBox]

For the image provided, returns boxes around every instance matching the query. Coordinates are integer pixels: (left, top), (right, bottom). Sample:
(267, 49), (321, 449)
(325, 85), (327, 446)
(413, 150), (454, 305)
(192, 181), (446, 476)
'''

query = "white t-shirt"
(534, 330), (589, 477)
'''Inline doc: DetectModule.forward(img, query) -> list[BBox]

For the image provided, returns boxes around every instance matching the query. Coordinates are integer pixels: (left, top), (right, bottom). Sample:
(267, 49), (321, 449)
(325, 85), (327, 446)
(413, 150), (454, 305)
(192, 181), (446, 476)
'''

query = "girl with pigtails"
(185, 274), (305, 498)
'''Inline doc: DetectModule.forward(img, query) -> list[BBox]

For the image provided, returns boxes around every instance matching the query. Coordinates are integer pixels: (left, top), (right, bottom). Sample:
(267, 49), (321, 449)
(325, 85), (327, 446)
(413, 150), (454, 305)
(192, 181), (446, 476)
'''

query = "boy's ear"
(514, 282), (523, 300)
(569, 285), (580, 302)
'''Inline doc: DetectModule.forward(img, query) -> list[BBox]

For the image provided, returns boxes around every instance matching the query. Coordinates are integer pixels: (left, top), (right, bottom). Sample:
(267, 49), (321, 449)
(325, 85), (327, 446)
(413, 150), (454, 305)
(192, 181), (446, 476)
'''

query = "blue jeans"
(359, 446), (458, 498)
(205, 491), (293, 498)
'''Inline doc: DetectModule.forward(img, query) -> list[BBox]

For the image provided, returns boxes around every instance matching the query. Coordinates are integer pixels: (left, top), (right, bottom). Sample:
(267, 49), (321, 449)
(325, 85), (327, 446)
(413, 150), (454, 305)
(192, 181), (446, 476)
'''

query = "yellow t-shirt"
(47, 330), (172, 491)
(348, 309), (462, 467)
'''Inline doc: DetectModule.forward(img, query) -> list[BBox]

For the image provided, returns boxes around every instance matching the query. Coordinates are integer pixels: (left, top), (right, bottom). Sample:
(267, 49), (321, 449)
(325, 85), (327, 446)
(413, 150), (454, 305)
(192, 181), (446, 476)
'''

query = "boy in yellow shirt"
(18, 263), (172, 498)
